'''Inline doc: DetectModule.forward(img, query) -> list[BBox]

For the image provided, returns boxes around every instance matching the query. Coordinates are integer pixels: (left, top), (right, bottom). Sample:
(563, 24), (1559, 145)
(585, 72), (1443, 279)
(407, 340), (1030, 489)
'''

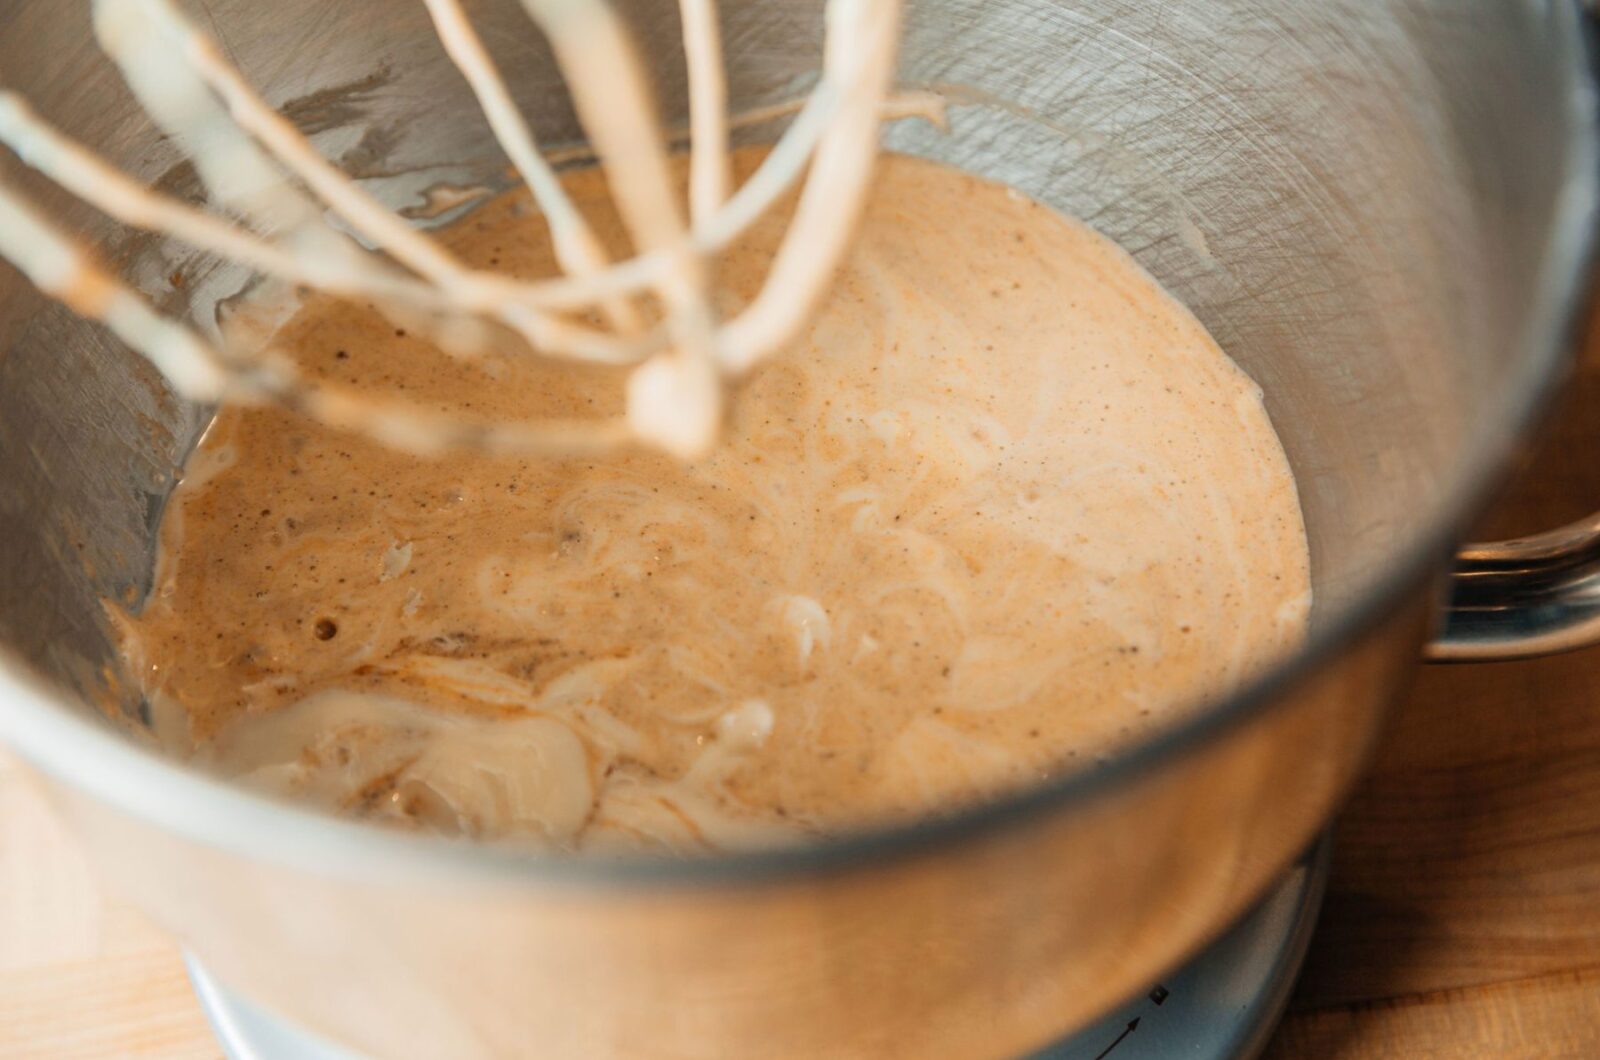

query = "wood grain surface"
(3, 327), (1599, 1059)
(0, 754), (217, 1059)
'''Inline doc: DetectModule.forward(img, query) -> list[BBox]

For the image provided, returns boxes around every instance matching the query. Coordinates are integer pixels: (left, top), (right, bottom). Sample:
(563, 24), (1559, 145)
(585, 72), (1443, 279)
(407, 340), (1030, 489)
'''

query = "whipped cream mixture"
(117, 149), (1310, 852)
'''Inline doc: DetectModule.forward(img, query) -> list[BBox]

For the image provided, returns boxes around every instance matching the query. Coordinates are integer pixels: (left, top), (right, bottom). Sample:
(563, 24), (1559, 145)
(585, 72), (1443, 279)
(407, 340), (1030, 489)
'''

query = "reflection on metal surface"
(189, 955), (363, 1060)
(1037, 835), (1331, 1060)
(1430, 515), (1600, 661)
(182, 835), (1333, 1060)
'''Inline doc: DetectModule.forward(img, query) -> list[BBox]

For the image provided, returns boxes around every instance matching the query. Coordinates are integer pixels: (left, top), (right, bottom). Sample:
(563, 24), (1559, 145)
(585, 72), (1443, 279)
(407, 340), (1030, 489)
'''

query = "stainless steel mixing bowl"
(0, 1), (1596, 1057)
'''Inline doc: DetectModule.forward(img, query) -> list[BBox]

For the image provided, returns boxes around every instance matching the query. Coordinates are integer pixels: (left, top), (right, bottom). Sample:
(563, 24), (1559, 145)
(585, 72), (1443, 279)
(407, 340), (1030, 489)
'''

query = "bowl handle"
(1426, 515), (1600, 660)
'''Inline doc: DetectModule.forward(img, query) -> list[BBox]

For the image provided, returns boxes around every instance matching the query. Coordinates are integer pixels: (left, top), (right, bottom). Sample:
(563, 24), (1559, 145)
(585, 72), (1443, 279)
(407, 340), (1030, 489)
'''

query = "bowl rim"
(0, 8), (1596, 890)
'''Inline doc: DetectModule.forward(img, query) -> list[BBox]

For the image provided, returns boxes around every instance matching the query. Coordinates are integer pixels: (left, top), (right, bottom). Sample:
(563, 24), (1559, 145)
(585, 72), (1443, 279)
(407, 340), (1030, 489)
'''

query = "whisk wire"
(0, 0), (906, 459)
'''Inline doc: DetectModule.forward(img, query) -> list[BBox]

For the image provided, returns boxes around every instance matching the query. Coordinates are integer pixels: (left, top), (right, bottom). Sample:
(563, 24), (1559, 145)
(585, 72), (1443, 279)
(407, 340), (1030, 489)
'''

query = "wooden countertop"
(5, 328), (1600, 1059)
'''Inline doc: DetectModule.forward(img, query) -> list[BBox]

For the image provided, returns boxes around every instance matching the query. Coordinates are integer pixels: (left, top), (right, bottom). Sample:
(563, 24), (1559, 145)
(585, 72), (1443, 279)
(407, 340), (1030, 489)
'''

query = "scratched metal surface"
(0, 0), (1578, 715)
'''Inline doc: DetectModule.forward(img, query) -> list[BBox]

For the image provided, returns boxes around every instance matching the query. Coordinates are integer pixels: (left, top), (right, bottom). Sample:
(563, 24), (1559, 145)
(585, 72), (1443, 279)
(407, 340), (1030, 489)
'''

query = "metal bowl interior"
(0, 0), (1594, 884)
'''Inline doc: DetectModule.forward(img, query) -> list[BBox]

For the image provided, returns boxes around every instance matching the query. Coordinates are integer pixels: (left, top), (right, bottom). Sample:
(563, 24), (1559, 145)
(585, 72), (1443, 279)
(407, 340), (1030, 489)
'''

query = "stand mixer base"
(187, 834), (1331, 1060)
